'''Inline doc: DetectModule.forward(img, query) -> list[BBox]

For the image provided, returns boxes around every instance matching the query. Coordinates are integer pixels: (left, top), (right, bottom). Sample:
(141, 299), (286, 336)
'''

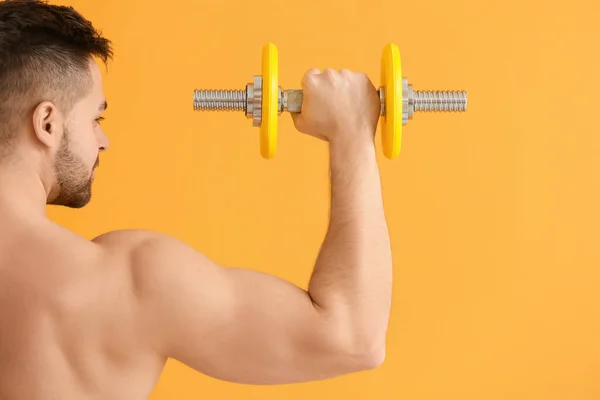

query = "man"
(0, 0), (393, 399)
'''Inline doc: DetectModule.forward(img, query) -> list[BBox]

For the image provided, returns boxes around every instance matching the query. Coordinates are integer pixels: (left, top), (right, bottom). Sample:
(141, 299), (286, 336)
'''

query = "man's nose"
(98, 131), (109, 152)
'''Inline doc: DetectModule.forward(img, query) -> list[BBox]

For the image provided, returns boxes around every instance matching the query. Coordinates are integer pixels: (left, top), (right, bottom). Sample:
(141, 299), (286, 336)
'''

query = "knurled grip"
(284, 89), (303, 113)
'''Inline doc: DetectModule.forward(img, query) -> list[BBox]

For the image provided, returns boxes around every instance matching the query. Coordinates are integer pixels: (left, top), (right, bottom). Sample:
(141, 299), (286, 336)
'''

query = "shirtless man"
(0, 1), (393, 399)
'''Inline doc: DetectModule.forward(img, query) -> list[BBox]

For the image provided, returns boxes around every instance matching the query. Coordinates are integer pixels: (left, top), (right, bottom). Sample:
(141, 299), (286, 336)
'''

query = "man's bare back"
(0, 221), (165, 399)
(0, 1), (392, 399)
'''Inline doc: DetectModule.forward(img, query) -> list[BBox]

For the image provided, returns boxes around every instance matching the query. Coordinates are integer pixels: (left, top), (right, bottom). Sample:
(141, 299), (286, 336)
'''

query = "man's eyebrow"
(99, 101), (107, 111)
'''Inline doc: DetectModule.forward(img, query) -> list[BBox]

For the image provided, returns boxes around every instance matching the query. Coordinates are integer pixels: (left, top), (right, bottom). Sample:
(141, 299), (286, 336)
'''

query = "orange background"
(49, 0), (600, 399)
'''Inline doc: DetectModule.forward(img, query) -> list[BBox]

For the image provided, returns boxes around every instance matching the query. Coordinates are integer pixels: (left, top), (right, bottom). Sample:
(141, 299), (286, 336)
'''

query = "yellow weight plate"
(260, 43), (278, 159)
(380, 43), (402, 159)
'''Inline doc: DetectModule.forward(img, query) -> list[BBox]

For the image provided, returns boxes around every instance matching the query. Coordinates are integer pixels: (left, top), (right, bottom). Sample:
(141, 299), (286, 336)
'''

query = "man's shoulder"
(90, 229), (171, 268)
(90, 229), (212, 272)
(91, 229), (161, 249)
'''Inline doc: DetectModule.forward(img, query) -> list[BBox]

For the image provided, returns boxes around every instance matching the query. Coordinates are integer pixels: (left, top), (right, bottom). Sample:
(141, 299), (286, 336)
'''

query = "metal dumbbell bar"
(193, 43), (467, 159)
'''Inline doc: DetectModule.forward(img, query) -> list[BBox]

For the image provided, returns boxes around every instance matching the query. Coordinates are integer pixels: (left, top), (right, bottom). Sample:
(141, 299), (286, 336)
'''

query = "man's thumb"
(290, 112), (303, 130)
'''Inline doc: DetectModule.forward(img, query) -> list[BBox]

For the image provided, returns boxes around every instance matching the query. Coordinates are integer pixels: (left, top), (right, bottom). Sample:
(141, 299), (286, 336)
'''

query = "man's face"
(48, 60), (109, 208)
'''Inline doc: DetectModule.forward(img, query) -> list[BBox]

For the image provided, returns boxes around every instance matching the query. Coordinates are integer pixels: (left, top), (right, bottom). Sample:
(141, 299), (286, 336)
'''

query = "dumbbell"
(193, 43), (467, 159)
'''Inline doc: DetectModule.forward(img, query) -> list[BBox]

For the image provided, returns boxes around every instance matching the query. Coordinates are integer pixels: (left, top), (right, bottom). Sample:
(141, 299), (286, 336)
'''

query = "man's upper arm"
(116, 230), (367, 385)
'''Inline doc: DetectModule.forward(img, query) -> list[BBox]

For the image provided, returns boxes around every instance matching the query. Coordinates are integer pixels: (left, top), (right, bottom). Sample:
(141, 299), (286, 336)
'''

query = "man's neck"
(0, 164), (49, 221)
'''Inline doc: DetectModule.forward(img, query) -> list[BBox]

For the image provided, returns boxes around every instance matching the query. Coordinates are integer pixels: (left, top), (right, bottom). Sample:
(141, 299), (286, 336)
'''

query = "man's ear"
(32, 101), (63, 148)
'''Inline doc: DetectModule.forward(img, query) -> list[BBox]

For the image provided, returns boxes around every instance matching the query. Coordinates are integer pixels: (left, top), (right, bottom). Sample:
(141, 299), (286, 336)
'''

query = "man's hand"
(291, 68), (381, 146)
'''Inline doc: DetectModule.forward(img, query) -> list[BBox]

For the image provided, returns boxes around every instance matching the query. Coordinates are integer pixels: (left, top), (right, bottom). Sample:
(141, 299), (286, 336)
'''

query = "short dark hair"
(0, 0), (112, 157)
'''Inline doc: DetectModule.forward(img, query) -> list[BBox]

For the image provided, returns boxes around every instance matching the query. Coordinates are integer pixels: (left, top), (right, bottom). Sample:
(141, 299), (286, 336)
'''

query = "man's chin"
(48, 188), (93, 208)
(48, 198), (91, 209)
(65, 196), (91, 209)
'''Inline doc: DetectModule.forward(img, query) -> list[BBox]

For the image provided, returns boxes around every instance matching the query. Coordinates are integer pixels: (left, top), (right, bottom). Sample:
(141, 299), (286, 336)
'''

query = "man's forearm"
(308, 133), (393, 353)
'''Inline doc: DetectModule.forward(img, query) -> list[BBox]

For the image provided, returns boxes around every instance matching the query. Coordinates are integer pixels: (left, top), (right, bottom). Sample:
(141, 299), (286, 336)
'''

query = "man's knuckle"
(324, 68), (337, 78)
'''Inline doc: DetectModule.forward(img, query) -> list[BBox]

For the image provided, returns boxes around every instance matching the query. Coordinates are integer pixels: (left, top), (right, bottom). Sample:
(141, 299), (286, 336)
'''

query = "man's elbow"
(363, 345), (386, 370)
(322, 318), (387, 373)
(356, 341), (386, 370)
(339, 336), (386, 372)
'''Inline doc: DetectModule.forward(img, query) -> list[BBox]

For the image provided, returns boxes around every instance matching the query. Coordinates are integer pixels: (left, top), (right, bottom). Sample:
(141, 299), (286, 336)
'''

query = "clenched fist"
(291, 68), (380, 147)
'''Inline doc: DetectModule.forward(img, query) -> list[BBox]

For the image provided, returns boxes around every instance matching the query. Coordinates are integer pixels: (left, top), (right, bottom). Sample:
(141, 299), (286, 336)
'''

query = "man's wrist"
(328, 132), (377, 166)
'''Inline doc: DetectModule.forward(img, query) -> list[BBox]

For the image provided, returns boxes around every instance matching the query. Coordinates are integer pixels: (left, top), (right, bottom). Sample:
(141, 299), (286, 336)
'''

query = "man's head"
(0, 0), (112, 208)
